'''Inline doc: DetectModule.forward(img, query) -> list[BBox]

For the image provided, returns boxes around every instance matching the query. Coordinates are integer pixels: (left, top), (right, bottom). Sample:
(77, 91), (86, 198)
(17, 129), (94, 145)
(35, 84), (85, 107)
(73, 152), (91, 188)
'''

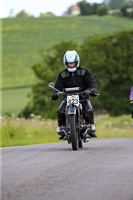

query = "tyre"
(70, 114), (78, 151)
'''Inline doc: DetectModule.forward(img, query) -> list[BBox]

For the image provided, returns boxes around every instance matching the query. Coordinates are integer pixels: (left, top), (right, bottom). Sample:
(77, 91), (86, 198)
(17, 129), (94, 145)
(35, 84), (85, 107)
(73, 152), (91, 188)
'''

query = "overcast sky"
(1, 0), (103, 18)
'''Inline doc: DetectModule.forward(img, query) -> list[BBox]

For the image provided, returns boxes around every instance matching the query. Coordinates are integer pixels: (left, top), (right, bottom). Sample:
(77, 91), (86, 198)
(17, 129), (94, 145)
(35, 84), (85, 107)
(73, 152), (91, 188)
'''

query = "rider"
(51, 50), (98, 140)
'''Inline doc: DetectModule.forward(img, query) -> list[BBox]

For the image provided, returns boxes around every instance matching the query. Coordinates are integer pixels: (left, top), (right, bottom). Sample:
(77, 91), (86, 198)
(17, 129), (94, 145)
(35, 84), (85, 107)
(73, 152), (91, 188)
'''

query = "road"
(1, 138), (133, 200)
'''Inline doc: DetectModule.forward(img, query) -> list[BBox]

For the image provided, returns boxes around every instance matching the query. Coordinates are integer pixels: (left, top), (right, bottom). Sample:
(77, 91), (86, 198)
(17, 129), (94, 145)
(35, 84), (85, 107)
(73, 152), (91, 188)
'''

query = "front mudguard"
(66, 107), (77, 130)
(67, 107), (76, 115)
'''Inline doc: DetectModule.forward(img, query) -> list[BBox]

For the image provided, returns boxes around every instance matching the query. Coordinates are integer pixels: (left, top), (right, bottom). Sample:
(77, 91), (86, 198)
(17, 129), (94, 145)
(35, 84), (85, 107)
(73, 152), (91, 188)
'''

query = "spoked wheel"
(70, 114), (78, 151)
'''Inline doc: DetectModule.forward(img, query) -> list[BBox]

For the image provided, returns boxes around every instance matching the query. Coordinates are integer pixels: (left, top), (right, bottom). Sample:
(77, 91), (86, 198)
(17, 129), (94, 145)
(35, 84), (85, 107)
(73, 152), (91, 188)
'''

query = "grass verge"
(96, 114), (133, 138)
(0, 115), (59, 147)
(0, 114), (133, 147)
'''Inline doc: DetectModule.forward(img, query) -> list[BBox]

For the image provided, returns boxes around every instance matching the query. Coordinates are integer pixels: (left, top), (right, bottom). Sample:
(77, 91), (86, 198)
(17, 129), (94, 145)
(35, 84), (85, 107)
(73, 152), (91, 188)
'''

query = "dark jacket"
(54, 67), (98, 94)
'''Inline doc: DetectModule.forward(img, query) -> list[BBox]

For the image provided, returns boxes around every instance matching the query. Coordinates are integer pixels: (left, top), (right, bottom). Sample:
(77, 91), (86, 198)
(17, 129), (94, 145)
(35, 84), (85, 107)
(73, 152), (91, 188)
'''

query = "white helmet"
(63, 50), (80, 72)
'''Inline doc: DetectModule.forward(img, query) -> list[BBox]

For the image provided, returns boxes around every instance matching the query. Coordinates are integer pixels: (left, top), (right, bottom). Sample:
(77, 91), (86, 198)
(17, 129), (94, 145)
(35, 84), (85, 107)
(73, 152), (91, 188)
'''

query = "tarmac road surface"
(1, 138), (133, 200)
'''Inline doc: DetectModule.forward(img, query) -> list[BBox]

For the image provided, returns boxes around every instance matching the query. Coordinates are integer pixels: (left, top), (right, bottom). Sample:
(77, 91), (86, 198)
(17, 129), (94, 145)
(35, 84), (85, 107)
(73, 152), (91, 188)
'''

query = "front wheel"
(70, 114), (78, 151)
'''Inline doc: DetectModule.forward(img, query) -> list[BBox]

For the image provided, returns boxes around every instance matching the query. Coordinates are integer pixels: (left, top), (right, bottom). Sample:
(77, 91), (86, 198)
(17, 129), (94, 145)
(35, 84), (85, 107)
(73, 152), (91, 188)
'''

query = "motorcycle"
(48, 82), (99, 151)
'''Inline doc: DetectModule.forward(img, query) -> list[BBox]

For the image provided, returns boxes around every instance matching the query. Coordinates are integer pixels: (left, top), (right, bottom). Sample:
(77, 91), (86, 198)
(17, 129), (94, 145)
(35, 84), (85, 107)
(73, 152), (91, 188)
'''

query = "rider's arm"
(53, 73), (64, 95)
(84, 69), (98, 90)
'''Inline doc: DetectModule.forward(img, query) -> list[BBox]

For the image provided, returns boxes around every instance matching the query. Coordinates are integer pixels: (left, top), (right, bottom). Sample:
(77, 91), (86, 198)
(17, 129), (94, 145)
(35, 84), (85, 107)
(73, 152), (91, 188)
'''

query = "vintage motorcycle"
(48, 82), (98, 151)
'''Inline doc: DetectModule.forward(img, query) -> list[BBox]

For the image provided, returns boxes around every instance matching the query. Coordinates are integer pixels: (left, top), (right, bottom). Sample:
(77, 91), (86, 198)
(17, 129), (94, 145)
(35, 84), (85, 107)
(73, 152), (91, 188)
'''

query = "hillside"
(2, 15), (133, 88)
(1, 15), (133, 116)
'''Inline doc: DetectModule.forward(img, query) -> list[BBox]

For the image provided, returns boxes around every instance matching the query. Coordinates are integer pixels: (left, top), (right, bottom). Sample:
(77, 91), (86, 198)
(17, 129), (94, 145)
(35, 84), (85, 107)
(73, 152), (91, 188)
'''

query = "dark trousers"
(57, 99), (94, 126)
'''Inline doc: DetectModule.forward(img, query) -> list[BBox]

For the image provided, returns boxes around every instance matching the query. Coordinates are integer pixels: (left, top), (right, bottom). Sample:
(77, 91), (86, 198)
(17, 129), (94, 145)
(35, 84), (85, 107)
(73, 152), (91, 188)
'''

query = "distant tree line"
(21, 30), (133, 119)
(64, 0), (133, 18)
(14, 10), (55, 18)
(65, 1), (109, 16)
(14, 0), (133, 18)
(104, 0), (133, 10)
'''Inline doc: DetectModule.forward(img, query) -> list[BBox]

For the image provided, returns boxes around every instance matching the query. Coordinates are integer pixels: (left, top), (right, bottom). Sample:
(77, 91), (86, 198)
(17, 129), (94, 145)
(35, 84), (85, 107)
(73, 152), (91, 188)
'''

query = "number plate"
(67, 95), (79, 106)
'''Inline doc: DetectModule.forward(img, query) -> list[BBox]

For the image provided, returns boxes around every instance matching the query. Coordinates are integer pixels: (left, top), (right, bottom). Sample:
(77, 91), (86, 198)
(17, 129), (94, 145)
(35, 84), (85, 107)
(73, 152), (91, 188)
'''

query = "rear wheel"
(70, 114), (78, 151)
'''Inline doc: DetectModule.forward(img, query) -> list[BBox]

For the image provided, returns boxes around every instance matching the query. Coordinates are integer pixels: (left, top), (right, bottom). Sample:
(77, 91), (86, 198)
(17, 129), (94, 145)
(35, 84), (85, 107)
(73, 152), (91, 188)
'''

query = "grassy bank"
(0, 114), (133, 147)
(0, 115), (59, 147)
(3, 16), (133, 88)
(96, 115), (133, 138)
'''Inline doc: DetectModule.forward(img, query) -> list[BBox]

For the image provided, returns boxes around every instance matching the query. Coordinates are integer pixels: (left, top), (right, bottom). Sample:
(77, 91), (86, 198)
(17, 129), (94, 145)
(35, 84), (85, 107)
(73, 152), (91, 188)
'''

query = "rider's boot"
(86, 124), (97, 138)
(56, 126), (67, 140)
(83, 124), (97, 142)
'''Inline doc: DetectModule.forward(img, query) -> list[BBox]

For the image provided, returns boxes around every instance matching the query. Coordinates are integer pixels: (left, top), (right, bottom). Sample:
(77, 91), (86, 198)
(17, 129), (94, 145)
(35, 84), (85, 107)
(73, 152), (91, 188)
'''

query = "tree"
(16, 10), (32, 18)
(91, 3), (101, 14)
(121, 4), (128, 16)
(80, 30), (133, 116)
(104, 0), (130, 10)
(97, 5), (109, 16)
(128, 0), (133, 8)
(77, 1), (92, 15)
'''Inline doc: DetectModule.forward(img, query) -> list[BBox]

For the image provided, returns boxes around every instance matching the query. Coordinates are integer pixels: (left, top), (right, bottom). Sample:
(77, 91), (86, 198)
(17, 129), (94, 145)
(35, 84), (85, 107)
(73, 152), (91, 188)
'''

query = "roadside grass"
(0, 114), (133, 147)
(0, 115), (59, 147)
(96, 115), (133, 139)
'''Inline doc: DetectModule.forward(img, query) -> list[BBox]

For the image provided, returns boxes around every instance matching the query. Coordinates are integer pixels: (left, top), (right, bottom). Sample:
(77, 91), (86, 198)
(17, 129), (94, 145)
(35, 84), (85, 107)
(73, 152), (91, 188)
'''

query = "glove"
(81, 91), (88, 98)
(90, 88), (98, 97)
(50, 94), (59, 100)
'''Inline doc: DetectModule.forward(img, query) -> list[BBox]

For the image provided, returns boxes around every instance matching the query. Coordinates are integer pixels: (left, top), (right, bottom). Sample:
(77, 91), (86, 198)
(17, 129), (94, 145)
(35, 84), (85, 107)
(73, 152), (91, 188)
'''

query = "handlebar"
(49, 90), (99, 100)
(80, 90), (99, 96)
(48, 82), (99, 99)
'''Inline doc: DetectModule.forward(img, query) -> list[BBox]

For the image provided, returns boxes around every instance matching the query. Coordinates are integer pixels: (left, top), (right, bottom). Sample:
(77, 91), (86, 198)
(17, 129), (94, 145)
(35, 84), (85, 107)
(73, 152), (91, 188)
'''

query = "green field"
(1, 87), (31, 115)
(2, 15), (133, 88)
(1, 15), (133, 115)
(0, 115), (132, 147)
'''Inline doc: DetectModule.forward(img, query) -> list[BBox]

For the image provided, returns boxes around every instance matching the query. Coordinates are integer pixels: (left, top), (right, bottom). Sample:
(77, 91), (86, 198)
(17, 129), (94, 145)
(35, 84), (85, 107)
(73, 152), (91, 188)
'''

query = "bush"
(15, 10), (32, 18)
(40, 12), (55, 17)
(97, 5), (109, 16)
